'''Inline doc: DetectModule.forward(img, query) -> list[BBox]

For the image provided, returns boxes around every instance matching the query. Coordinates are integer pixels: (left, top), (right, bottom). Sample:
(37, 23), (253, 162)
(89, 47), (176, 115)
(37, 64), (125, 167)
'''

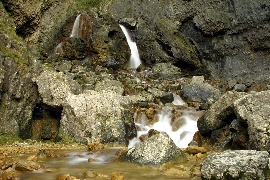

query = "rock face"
(0, 2), (39, 139)
(121, 132), (181, 165)
(101, 0), (270, 84)
(1, 0), (77, 54)
(201, 150), (269, 180)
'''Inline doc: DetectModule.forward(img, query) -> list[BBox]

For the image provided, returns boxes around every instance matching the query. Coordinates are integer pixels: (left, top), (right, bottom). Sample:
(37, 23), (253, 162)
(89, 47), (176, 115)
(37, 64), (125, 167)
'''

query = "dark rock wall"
(102, 0), (270, 84)
(0, 2), (39, 139)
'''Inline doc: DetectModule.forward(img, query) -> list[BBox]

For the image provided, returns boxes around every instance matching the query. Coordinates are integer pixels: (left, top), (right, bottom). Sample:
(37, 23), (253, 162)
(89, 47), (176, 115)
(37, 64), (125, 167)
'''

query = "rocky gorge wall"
(102, 0), (270, 84)
(0, 0), (269, 148)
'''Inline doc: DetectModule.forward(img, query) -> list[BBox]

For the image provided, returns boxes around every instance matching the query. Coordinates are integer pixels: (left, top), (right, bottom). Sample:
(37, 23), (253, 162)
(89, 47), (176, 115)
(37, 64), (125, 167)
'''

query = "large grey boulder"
(60, 90), (133, 144)
(234, 91), (270, 151)
(201, 150), (269, 180)
(35, 70), (82, 107)
(121, 132), (181, 166)
(36, 69), (135, 144)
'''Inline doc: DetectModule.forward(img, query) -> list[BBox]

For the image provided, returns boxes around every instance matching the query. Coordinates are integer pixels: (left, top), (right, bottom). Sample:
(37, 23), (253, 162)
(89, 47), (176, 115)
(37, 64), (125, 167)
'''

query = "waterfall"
(70, 14), (82, 38)
(119, 24), (141, 69)
(128, 94), (203, 148)
(54, 42), (64, 55)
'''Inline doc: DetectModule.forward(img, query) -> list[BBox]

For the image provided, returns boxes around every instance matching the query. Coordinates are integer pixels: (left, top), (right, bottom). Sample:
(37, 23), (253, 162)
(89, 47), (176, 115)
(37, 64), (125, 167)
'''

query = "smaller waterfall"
(54, 42), (64, 55)
(128, 94), (203, 148)
(119, 24), (141, 69)
(70, 14), (82, 38)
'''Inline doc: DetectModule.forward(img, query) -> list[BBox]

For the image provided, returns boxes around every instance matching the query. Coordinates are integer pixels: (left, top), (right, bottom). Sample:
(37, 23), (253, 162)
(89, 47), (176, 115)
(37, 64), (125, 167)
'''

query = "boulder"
(120, 132), (181, 165)
(197, 91), (246, 135)
(182, 76), (221, 105)
(35, 70), (82, 107)
(198, 90), (270, 151)
(59, 90), (134, 144)
(234, 91), (270, 151)
(201, 150), (269, 180)
(35, 69), (135, 144)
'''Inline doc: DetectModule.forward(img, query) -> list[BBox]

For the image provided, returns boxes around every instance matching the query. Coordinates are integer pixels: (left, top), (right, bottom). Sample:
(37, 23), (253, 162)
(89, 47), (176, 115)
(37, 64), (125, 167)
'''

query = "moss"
(61, 136), (74, 144)
(0, 2), (31, 74)
(75, 0), (105, 10)
(265, 169), (270, 180)
(0, 135), (23, 144)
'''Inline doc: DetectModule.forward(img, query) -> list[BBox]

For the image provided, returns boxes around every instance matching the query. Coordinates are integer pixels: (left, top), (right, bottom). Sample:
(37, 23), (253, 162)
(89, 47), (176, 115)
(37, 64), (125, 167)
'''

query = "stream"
(21, 147), (200, 180)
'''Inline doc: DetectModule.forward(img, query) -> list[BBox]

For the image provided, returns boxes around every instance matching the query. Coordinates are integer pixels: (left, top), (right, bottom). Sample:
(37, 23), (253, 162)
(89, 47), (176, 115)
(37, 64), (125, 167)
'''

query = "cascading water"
(70, 14), (82, 38)
(128, 93), (203, 148)
(119, 24), (141, 69)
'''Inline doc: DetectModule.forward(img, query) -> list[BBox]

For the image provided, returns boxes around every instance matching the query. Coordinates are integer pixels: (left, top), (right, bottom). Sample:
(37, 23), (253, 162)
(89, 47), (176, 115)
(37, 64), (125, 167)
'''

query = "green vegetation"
(0, 135), (23, 144)
(61, 135), (74, 144)
(75, 0), (105, 10)
(0, 2), (31, 73)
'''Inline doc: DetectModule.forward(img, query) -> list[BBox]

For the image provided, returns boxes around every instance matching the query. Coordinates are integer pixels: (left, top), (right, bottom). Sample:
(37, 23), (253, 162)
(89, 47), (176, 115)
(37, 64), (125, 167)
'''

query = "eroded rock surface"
(201, 150), (269, 180)
(121, 132), (181, 165)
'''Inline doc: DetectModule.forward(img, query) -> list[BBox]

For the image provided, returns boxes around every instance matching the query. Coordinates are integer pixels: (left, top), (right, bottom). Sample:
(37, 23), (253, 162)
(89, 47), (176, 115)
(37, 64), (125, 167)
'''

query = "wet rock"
(60, 90), (133, 144)
(15, 159), (42, 171)
(56, 174), (79, 180)
(1, 167), (22, 180)
(201, 150), (269, 180)
(83, 169), (97, 178)
(197, 91), (246, 135)
(1, 158), (42, 171)
(182, 76), (221, 105)
(120, 132), (181, 166)
(147, 88), (173, 104)
(62, 37), (87, 59)
(163, 167), (192, 179)
(111, 172), (125, 180)
(102, 1), (201, 71)
(184, 146), (207, 155)
(234, 91), (270, 151)
(32, 118), (60, 141)
(151, 63), (181, 80)
(88, 142), (105, 152)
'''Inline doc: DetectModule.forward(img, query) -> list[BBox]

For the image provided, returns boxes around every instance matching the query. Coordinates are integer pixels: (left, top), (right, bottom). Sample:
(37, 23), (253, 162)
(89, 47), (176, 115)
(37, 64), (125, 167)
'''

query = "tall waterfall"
(119, 24), (141, 69)
(70, 14), (82, 38)
(128, 94), (203, 148)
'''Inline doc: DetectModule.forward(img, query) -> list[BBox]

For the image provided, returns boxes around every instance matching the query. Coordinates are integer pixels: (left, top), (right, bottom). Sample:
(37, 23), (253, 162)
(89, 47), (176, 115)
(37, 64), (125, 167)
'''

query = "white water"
(119, 24), (141, 69)
(54, 42), (64, 55)
(128, 94), (202, 148)
(70, 14), (82, 38)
